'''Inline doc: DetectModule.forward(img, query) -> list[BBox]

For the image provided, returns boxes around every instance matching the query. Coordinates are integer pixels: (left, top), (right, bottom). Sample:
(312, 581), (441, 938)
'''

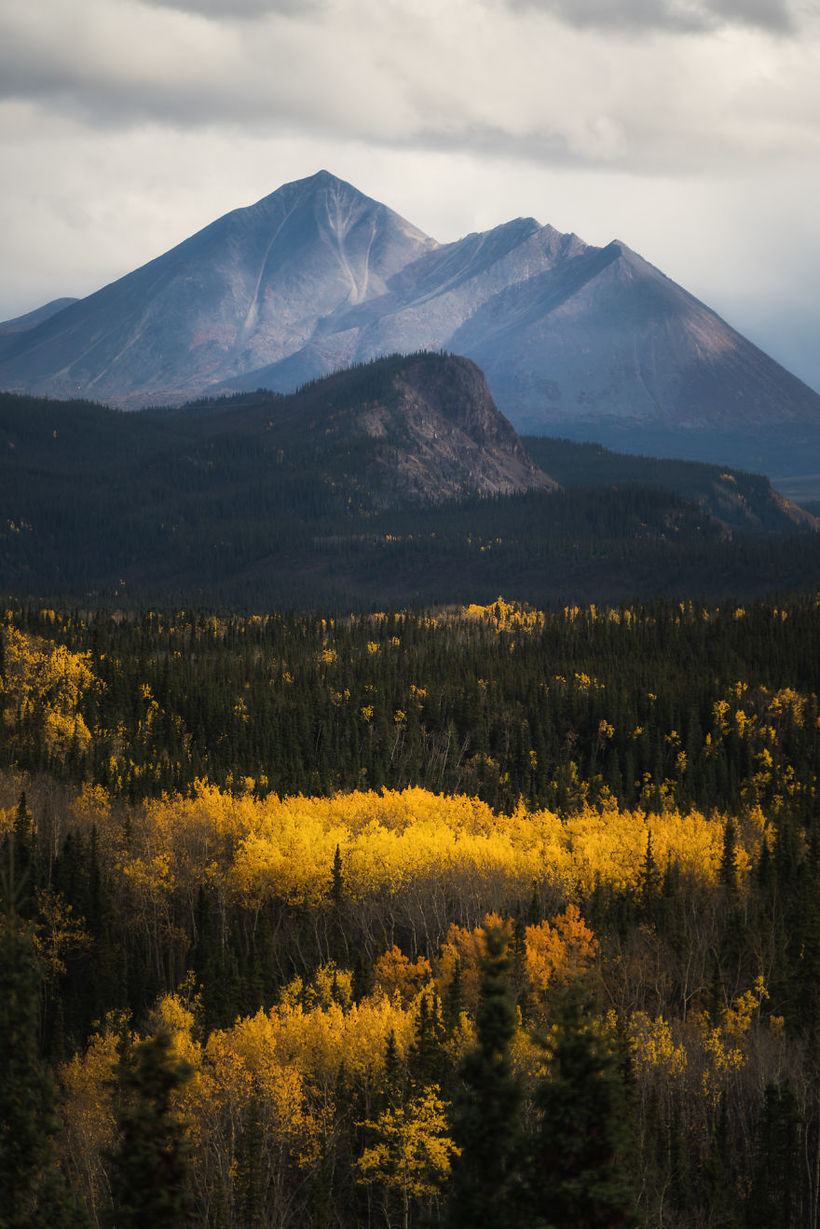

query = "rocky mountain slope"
(0, 173), (435, 407)
(190, 352), (557, 507)
(0, 297), (78, 338)
(2, 172), (819, 477)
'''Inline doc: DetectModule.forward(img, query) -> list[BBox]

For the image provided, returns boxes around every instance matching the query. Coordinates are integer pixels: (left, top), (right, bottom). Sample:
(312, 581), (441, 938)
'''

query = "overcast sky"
(1, 0), (819, 389)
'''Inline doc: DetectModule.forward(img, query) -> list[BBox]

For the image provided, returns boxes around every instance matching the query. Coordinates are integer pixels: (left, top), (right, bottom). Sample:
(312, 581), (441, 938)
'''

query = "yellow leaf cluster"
(231, 992), (417, 1095)
(434, 906), (596, 1015)
(373, 946), (433, 1004)
(58, 784), (762, 923)
(1, 626), (97, 758)
(628, 1013), (687, 1080)
(525, 905), (598, 1001)
(356, 1086), (459, 1198)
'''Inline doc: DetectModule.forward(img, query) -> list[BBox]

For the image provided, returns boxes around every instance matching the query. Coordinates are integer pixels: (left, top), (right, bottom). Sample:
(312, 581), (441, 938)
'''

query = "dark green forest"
(2, 355), (819, 610)
(3, 598), (819, 812)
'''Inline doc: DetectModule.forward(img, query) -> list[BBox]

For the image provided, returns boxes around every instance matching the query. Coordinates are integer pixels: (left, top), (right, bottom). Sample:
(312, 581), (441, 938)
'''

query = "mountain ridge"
(2, 171), (819, 480)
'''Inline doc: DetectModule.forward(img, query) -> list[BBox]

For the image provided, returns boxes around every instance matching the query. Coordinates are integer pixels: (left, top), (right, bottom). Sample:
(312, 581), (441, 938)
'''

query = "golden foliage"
(1, 625), (97, 758)
(373, 946), (433, 1004)
(33, 888), (91, 979)
(54, 783), (764, 932)
(59, 1015), (130, 1216)
(434, 906), (596, 1015)
(356, 1086), (459, 1199)
(628, 1013), (688, 1081)
(524, 905), (598, 1003)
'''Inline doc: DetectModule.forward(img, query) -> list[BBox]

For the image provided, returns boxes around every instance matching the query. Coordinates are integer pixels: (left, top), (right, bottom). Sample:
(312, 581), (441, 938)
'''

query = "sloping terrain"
(1, 353), (818, 610)
(522, 436), (817, 534)
(0, 172), (435, 406)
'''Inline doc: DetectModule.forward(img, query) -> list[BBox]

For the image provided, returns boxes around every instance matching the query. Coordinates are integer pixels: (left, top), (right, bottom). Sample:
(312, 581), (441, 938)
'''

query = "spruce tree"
(638, 828), (661, 922)
(746, 1083), (801, 1229)
(446, 927), (523, 1228)
(106, 1028), (194, 1228)
(0, 846), (85, 1228)
(529, 981), (636, 1229)
(720, 816), (739, 900)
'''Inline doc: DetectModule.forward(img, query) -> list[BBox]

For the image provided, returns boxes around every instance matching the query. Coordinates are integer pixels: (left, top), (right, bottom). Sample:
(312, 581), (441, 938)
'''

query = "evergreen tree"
(720, 816), (739, 900)
(233, 1097), (267, 1229)
(2, 794), (36, 919)
(446, 927), (524, 1228)
(442, 958), (464, 1036)
(746, 1083), (801, 1229)
(106, 1029), (194, 1228)
(0, 848), (84, 1228)
(529, 981), (636, 1229)
(638, 827), (661, 921)
(408, 991), (447, 1089)
(383, 1029), (404, 1105)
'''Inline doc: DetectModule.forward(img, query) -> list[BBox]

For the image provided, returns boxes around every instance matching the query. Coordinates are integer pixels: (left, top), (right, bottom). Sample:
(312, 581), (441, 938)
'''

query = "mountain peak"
(256, 170), (423, 235)
(265, 168), (367, 204)
(2, 173), (819, 475)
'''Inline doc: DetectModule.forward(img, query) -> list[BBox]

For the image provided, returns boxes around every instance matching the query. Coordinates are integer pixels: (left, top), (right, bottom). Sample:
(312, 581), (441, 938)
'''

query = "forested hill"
(522, 435), (818, 532)
(1, 353), (819, 609)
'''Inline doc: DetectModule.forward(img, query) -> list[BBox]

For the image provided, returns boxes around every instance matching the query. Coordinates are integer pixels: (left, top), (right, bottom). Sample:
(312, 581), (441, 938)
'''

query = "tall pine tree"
(529, 981), (636, 1229)
(0, 842), (86, 1228)
(106, 1028), (194, 1228)
(446, 926), (524, 1228)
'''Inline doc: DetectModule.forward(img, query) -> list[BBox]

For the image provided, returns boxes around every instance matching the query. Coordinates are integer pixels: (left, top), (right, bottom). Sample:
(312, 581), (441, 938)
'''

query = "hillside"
(1, 353), (818, 609)
(521, 436), (818, 534)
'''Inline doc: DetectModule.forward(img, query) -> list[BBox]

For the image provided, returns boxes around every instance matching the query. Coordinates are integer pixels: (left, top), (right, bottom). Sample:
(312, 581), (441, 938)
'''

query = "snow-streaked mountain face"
(0, 172), (436, 406)
(1, 171), (819, 449)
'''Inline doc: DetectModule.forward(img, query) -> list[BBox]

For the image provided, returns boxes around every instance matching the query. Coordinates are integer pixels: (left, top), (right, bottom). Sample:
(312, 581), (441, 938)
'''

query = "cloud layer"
(504, 0), (793, 33)
(1, 0), (817, 168)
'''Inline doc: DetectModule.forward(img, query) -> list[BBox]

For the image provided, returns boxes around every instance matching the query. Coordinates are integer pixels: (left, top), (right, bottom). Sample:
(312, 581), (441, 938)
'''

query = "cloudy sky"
(1, 0), (819, 388)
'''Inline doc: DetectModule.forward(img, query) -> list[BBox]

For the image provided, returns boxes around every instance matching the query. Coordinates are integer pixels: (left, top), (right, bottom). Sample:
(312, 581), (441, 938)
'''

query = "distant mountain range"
(2, 171), (819, 479)
(1, 353), (817, 610)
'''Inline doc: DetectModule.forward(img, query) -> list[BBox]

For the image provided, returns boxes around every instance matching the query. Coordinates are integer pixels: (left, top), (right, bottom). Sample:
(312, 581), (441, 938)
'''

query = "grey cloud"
(138, 0), (325, 17)
(0, 0), (813, 184)
(710, 0), (793, 29)
(503, 0), (793, 34)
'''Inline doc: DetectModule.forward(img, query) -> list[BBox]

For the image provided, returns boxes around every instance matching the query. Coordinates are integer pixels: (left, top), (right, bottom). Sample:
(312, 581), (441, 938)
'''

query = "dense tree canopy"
(0, 595), (819, 1225)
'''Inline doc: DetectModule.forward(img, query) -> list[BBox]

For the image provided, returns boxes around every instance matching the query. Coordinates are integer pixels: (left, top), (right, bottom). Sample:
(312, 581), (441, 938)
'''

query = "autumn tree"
(356, 1087), (459, 1229)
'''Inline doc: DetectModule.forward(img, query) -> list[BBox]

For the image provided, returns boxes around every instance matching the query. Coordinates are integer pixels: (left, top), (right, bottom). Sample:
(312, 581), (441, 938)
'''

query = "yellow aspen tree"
(356, 1086), (459, 1229)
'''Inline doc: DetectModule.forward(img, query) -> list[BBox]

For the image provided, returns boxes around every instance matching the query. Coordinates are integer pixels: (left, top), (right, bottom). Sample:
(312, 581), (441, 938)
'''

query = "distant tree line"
(2, 597), (817, 818)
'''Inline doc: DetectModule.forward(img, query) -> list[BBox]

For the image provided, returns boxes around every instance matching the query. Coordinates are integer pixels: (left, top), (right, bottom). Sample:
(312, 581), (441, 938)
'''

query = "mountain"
(1, 352), (818, 610)
(0, 172), (435, 407)
(0, 297), (79, 338)
(177, 352), (557, 509)
(2, 171), (820, 477)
